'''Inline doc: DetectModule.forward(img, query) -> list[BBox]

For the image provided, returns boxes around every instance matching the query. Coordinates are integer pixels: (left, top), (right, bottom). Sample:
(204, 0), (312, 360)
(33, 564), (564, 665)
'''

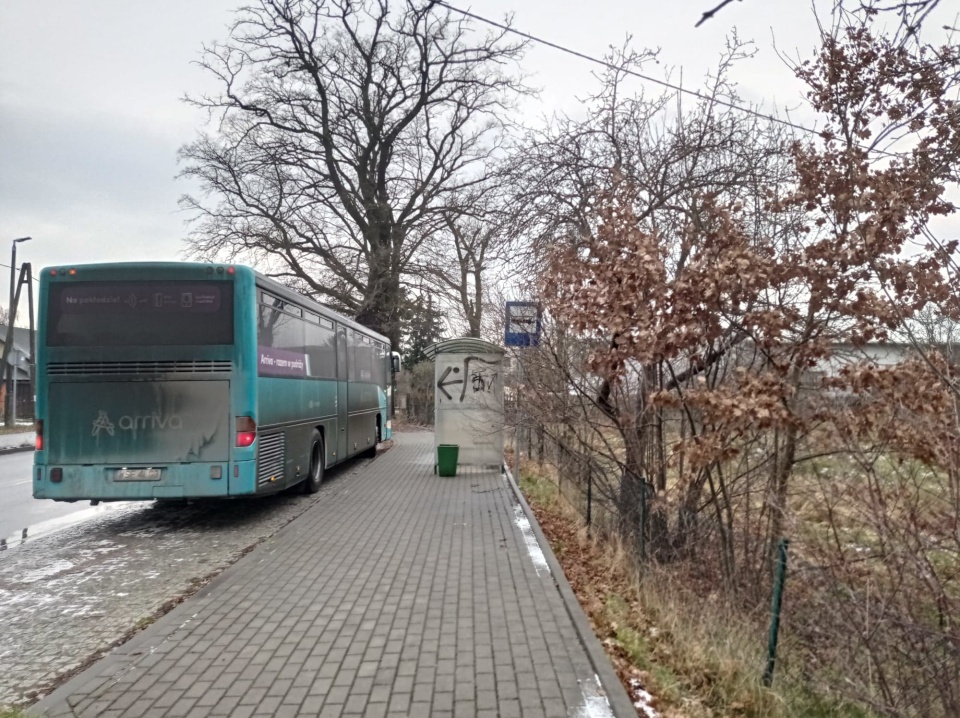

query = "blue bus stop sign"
(505, 302), (541, 347)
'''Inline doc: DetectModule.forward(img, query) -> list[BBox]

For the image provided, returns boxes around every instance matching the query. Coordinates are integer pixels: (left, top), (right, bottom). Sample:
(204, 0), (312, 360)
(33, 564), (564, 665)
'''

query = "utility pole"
(3, 236), (31, 427)
(11, 349), (19, 425)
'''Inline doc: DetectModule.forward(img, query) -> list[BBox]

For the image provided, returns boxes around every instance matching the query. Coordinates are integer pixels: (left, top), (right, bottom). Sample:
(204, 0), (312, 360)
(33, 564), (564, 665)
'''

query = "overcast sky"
(0, 0), (952, 323)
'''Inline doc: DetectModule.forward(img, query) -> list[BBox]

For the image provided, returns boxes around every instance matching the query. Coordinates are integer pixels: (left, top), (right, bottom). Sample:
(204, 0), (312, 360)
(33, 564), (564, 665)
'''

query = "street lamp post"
(5, 237), (31, 426)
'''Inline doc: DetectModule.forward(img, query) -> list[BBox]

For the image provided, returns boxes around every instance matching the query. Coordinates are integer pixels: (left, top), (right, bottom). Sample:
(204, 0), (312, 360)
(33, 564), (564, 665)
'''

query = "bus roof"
(253, 269), (390, 346)
(41, 261), (391, 347)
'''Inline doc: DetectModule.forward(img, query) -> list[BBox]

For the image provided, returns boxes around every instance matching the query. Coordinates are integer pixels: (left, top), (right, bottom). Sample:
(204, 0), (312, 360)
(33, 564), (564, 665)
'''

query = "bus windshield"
(46, 280), (234, 347)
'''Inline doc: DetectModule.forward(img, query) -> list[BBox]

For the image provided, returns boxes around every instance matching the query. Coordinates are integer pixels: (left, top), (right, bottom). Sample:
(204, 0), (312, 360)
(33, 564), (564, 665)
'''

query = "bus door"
(336, 325), (348, 461)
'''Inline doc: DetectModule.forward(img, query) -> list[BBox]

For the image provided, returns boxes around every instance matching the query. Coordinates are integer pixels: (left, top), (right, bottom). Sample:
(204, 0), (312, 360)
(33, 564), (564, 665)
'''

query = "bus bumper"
(34, 460), (259, 500)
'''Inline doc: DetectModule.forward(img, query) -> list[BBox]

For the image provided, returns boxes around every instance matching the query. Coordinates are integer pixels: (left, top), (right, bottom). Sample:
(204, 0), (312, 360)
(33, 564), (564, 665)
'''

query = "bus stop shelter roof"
(424, 338), (504, 359)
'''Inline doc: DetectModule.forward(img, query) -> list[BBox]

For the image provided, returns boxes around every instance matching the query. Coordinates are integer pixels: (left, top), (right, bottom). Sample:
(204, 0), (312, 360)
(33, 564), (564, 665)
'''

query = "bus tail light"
(50, 468), (63, 483)
(35, 420), (43, 451)
(236, 416), (257, 447)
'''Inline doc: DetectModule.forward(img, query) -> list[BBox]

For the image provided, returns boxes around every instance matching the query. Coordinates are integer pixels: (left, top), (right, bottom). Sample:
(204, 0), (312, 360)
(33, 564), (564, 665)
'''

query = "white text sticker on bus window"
(258, 347), (308, 377)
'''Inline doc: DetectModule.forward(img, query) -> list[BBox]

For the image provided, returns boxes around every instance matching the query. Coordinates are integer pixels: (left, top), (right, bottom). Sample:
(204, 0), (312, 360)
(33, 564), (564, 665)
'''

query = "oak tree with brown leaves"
(524, 7), (959, 714)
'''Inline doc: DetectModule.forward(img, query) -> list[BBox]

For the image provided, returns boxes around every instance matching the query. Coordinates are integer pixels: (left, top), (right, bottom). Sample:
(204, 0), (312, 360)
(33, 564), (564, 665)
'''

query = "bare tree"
(697, 0), (947, 34)
(179, 0), (527, 345)
(409, 176), (521, 338)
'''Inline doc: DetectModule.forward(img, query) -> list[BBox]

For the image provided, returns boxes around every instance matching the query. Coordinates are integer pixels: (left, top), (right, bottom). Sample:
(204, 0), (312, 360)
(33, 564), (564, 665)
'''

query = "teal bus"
(33, 262), (395, 502)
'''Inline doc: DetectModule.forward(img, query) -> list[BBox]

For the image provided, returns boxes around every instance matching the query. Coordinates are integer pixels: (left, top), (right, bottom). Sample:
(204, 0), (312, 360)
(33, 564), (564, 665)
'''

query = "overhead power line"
(696, 0), (741, 28)
(0, 263), (40, 284)
(434, 0), (825, 138)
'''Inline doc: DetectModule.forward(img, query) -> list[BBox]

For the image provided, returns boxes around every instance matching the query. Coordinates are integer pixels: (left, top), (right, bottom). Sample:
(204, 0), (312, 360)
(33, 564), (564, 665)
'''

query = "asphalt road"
(0, 451), (137, 547)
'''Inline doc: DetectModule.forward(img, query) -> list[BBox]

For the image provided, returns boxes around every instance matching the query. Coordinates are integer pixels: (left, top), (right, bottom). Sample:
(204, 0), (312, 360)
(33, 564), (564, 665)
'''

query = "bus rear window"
(46, 281), (234, 347)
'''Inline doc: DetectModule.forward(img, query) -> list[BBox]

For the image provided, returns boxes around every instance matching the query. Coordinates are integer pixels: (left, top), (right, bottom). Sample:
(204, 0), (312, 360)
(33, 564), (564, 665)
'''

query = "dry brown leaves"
(538, 15), (960, 477)
(827, 355), (960, 468)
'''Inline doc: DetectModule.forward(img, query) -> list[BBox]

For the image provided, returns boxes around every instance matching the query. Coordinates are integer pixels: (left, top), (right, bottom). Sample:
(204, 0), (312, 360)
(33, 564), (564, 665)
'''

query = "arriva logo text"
(119, 413), (183, 431)
(92, 410), (183, 437)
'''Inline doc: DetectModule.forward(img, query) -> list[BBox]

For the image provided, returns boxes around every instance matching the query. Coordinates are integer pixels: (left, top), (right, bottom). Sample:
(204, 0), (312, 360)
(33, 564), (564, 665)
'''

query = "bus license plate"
(115, 468), (162, 481)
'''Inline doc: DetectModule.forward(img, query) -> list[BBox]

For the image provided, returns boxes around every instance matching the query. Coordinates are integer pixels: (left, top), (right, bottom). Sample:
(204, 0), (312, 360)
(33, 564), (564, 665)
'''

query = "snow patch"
(629, 678), (660, 718)
(60, 604), (103, 618)
(513, 505), (550, 575)
(17, 559), (74, 584)
(0, 591), (58, 616)
(92, 544), (123, 554)
(574, 675), (615, 718)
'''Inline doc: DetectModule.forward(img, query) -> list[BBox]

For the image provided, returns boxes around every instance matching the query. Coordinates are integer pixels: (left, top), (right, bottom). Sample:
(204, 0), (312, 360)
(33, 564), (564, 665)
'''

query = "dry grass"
(518, 460), (871, 718)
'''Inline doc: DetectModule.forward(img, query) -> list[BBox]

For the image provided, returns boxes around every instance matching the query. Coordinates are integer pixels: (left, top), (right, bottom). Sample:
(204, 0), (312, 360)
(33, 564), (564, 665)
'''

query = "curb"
(0, 444), (33, 456)
(503, 463), (638, 718)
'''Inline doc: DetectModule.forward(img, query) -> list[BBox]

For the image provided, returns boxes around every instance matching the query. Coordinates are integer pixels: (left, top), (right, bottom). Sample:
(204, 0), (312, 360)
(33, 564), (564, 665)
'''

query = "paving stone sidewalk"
(32, 432), (634, 718)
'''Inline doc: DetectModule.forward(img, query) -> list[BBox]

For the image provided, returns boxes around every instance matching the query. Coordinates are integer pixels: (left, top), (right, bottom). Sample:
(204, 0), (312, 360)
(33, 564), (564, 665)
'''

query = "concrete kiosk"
(425, 338), (505, 470)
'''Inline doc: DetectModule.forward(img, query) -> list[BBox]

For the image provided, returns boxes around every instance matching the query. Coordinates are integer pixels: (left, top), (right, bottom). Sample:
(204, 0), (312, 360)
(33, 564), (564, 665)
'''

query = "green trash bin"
(437, 444), (460, 476)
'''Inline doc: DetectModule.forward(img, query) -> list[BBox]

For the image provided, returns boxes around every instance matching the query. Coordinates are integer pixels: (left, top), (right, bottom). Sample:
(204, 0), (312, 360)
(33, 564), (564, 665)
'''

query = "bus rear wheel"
(304, 431), (324, 494)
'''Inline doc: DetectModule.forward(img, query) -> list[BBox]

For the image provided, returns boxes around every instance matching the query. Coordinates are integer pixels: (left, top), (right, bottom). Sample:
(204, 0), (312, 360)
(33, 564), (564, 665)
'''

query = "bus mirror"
(391, 353), (401, 374)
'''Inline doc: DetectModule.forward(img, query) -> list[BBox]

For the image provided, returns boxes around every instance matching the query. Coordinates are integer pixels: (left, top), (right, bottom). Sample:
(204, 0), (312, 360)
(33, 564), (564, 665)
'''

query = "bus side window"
(347, 330), (358, 382)
(358, 335), (374, 382)
(377, 342), (388, 388)
(336, 326), (348, 381)
(259, 303), (304, 356)
(258, 292), (283, 345)
(304, 320), (336, 379)
(258, 304), (277, 345)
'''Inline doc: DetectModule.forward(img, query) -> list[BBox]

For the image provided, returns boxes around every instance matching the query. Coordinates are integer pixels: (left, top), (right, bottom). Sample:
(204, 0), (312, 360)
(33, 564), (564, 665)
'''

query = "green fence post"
(586, 464), (592, 530)
(763, 538), (790, 687)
